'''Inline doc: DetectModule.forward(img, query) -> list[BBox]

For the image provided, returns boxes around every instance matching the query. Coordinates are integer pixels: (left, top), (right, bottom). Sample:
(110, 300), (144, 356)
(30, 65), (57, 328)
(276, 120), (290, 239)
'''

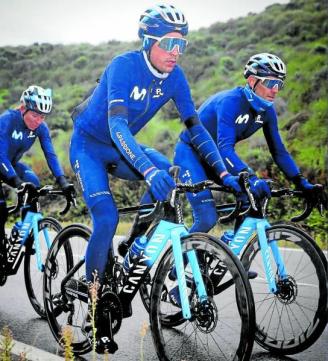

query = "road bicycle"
(43, 168), (255, 360)
(0, 183), (75, 318)
(136, 172), (327, 356)
(218, 175), (327, 355)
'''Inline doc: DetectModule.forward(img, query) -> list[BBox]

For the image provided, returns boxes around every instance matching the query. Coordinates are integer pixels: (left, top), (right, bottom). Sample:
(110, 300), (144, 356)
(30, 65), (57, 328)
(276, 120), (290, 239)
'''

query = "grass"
(0, 326), (13, 361)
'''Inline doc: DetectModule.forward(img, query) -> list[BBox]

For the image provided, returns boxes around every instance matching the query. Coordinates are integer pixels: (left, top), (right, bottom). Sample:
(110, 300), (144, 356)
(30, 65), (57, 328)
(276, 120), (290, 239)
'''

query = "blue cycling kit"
(70, 50), (228, 282)
(175, 86), (300, 233)
(0, 109), (64, 186)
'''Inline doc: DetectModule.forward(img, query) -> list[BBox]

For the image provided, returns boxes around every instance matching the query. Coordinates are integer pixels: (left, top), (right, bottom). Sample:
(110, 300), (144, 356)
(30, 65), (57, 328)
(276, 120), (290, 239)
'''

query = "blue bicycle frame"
(8, 210), (51, 273)
(228, 217), (287, 293)
(121, 220), (208, 320)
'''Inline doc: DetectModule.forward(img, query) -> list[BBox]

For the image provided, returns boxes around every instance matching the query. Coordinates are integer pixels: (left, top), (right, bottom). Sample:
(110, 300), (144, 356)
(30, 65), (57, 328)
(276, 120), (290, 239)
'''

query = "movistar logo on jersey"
(12, 130), (23, 140)
(130, 86), (147, 101)
(153, 87), (164, 98)
(27, 131), (36, 138)
(255, 115), (263, 124)
(235, 114), (249, 124)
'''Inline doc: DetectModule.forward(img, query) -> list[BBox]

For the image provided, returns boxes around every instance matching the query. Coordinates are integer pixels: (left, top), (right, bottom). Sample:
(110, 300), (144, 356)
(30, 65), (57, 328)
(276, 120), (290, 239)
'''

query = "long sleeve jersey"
(0, 109), (64, 180)
(74, 50), (227, 176)
(180, 87), (299, 178)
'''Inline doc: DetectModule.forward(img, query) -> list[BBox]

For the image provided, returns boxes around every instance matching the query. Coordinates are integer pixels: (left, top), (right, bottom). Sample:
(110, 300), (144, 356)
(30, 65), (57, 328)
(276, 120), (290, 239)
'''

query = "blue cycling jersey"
(76, 50), (196, 140)
(180, 87), (299, 179)
(0, 109), (64, 181)
(74, 50), (226, 177)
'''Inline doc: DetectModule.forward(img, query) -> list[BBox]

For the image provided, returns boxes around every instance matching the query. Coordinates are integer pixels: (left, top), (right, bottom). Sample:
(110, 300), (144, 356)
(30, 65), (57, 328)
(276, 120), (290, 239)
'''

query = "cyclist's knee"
(23, 172), (40, 187)
(190, 203), (217, 233)
(91, 199), (119, 236)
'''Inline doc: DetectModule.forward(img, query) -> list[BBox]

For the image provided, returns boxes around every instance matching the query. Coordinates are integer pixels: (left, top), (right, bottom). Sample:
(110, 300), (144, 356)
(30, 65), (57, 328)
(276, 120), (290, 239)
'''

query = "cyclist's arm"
(173, 68), (228, 177)
(216, 98), (251, 175)
(107, 56), (156, 177)
(263, 109), (300, 179)
(0, 113), (19, 182)
(38, 123), (65, 178)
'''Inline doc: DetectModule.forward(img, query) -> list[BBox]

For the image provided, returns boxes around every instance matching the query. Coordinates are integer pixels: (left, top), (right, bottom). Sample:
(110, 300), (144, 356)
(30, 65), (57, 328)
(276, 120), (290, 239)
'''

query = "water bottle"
(221, 230), (234, 245)
(123, 235), (148, 272)
(10, 221), (23, 242)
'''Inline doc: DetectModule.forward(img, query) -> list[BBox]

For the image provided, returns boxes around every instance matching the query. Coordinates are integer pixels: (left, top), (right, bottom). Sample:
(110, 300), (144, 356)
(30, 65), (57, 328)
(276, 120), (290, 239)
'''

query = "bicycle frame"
(229, 216), (288, 293)
(119, 219), (208, 320)
(6, 210), (51, 275)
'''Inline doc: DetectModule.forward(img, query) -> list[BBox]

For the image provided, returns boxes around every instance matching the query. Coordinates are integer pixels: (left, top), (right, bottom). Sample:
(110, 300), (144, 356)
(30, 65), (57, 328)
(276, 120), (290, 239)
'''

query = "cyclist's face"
(149, 32), (182, 73)
(21, 106), (46, 130)
(248, 76), (280, 102)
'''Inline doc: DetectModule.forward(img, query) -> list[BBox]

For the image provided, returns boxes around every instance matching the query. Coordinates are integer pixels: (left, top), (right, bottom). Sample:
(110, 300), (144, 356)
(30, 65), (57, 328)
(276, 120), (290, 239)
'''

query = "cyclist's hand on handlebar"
(292, 175), (327, 208)
(145, 168), (176, 201)
(17, 182), (38, 196)
(292, 175), (316, 192)
(248, 175), (271, 200)
(56, 175), (77, 205)
(221, 174), (242, 193)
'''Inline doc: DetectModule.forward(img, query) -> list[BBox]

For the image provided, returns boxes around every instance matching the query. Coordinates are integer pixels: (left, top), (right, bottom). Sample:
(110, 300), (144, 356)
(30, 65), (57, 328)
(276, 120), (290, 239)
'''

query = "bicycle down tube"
(119, 219), (207, 320)
(7, 211), (48, 274)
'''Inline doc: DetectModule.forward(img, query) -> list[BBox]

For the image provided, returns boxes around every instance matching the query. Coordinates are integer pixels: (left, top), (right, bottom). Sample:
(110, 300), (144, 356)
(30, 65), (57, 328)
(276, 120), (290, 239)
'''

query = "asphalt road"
(0, 238), (327, 361)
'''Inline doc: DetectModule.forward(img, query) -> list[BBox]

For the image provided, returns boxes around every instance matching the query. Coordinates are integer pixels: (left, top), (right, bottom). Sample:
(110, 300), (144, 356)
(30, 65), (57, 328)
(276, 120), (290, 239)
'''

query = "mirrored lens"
(158, 37), (188, 54)
(261, 78), (284, 90)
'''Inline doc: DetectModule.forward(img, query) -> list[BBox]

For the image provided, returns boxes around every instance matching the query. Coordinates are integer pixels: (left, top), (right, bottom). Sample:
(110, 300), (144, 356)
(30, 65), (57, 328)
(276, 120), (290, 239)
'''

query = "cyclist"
(70, 3), (240, 354)
(0, 85), (75, 277)
(174, 53), (324, 233)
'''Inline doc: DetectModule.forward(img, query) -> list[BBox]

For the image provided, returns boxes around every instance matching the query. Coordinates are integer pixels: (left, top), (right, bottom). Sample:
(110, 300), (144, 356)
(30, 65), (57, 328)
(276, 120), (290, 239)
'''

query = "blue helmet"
(138, 4), (188, 50)
(244, 53), (286, 80)
(20, 85), (52, 114)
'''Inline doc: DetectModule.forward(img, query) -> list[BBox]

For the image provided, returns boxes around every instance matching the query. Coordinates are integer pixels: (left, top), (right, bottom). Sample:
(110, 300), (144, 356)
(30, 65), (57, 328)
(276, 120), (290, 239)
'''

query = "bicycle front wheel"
(24, 217), (62, 318)
(241, 224), (328, 355)
(43, 223), (91, 355)
(150, 233), (255, 361)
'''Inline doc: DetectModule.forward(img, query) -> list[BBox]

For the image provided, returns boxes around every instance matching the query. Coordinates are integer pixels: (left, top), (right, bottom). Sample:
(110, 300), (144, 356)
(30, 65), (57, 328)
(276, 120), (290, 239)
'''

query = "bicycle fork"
(256, 220), (288, 294)
(171, 228), (208, 320)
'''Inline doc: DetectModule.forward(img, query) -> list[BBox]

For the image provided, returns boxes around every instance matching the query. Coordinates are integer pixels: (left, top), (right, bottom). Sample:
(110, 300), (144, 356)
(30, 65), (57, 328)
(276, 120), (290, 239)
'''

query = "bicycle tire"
(241, 224), (327, 355)
(43, 223), (91, 355)
(271, 221), (327, 272)
(24, 217), (62, 318)
(150, 232), (255, 361)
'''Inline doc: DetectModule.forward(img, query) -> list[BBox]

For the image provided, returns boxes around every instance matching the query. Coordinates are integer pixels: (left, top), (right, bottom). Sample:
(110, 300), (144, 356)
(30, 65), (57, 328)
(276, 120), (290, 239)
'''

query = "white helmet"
(244, 53), (286, 80)
(20, 85), (52, 114)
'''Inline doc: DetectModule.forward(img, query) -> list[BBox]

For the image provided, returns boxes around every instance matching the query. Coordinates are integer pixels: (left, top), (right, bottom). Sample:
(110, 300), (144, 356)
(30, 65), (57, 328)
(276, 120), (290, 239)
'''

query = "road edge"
(0, 335), (64, 360)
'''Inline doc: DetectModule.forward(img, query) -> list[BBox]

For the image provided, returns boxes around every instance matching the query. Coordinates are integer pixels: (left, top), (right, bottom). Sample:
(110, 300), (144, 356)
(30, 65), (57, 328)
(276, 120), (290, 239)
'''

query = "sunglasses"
(145, 35), (188, 54)
(256, 77), (284, 91)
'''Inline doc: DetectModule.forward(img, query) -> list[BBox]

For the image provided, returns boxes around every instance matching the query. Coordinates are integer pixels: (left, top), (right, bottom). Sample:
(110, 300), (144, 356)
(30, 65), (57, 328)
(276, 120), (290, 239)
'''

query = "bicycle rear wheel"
(150, 233), (255, 361)
(241, 224), (327, 355)
(24, 217), (62, 318)
(43, 223), (91, 355)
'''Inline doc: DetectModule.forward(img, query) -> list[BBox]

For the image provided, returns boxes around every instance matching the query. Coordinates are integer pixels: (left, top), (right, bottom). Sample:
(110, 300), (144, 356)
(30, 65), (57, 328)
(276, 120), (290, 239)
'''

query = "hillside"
(0, 0), (327, 238)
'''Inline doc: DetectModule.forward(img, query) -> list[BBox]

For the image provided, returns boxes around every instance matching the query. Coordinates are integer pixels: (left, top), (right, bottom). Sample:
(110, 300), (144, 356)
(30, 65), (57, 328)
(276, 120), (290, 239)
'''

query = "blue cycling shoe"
(168, 285), (182, 308)
(247, 270), (258, 279)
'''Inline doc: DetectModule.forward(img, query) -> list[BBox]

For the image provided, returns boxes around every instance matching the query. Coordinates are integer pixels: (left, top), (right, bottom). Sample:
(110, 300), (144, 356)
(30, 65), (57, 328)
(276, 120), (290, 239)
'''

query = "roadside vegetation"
(0, 0), (326, 244)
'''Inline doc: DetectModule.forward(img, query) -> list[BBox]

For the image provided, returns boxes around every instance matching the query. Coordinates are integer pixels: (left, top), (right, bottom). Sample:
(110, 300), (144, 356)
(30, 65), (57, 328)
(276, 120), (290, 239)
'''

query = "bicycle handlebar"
(270, 188), (319, 222)
(138, 167), (325, 224)
(8, 184), (76, 215)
